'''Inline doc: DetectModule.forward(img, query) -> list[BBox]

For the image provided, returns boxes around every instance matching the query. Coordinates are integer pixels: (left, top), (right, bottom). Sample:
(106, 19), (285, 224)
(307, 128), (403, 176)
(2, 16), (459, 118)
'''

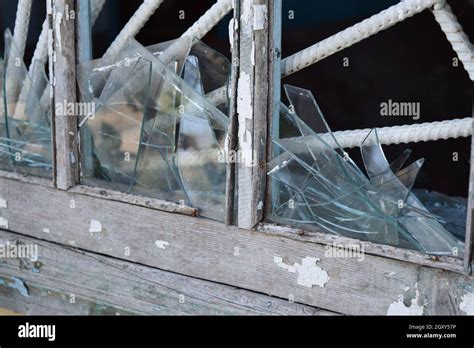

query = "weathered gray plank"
(258, 223), (464, 274)
(0, 275), (136, 315)
(69, 184), (198, 216)
(0, 177), (473, 315)
(225, 0), (240, 226)
(0, 230), (332, 315)
(237, 0), (270, 229)
(264, 0), (281, 219)
(51, 0), (79, 190)
(0, 170), (53, 188)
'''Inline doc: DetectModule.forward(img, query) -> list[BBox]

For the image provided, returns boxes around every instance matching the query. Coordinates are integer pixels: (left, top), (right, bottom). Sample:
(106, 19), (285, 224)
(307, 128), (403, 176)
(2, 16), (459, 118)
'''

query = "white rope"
(34, 0), (107, 115)
(31, 0), (106, 71)
(5, 0), (33, 116)
(207, 0), (442, 105)
(13, 0), (33, 59)
(158, 0), (233, 66)
(102, 0), (165, 60)
(432, 1), (474, 80)
(297, 117), (472, 149)
(282, 0), (439, 76)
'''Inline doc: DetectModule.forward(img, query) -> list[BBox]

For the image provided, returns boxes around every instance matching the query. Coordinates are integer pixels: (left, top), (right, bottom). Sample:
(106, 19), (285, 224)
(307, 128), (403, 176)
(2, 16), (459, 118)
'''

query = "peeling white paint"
(228, 18), (236, 51)
(55, 11), (63, 54)
(0, 198), (7, 208)
(89, 220), (102, 233)
(251, 41), (255, 66)
(459, 292), (474, 315)
(253, 4), (267, 30)
(237, 72), (254, 168)
(155, 240), (170, 250)
(387, 284), (424, 315)
(0, 217), (8, 229)
(43, 228), (50, 234)
(257, 201), (263, 210)
(274, 255), (329, 288)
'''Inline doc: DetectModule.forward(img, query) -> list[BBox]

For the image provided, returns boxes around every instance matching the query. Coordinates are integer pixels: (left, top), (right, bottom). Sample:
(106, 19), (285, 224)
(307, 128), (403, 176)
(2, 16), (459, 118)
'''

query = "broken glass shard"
(79, 39), (229, 221)
(268, 84), (464, 257)
(0, 29), (52, 178)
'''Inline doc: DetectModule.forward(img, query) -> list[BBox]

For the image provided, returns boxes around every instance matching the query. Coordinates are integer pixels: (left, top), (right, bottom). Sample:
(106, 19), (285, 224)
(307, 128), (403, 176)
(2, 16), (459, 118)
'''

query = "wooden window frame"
(0, 0), (473, 315)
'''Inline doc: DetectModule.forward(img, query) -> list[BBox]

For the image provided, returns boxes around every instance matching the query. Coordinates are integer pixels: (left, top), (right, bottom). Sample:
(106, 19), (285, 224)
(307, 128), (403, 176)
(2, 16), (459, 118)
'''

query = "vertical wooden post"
(50, 0), (79, 190)
(75, 0), (93, 178)
(225, 0), (240, 226)
(264, 0), (281, 220)
(465, 112), (474, 274)
(236, 0), (272, 229)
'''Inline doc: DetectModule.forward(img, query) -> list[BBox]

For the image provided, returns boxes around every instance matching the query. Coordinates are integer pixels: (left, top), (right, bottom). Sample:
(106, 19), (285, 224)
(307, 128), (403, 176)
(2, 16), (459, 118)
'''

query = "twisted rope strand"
(432, 0), (474, 80)
(158, 0), (233, 66)
(13, 0), (33, 59)
(103, 0), (165, 60)
(307, 117), (472, 149)
(282, 0), (439, 76)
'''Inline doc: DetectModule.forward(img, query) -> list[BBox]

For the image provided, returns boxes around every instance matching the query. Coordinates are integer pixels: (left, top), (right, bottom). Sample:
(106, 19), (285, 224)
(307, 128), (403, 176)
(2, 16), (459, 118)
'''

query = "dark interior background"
(0, 0), (472, 198)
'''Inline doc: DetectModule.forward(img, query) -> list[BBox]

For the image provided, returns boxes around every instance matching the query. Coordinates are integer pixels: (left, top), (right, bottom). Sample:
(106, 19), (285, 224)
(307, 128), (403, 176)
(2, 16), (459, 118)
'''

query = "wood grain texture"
(225, 0), (240, 226)
(0, 230), (333, 315)
(52, 0), (79, 190)
(237, 0), (271, 229)
(0, 170), (53, 188)
(0, 177), (473, 315)
(258, 223), (465, 274)
(69, 184), (198, 216)
(263, 0), (281, 220)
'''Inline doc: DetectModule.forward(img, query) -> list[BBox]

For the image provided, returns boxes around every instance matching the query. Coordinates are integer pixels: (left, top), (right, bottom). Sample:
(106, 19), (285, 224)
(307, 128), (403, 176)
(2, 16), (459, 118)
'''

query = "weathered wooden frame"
(0, 0), (473, 315)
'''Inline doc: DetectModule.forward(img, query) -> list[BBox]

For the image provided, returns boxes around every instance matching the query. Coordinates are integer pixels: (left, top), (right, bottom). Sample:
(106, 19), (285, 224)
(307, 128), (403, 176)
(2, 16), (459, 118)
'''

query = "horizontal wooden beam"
(258, 223), (464, 274)
(0, 177), (473, 315)
(69, 184), (198, 216)
(0, 230), (330, 315)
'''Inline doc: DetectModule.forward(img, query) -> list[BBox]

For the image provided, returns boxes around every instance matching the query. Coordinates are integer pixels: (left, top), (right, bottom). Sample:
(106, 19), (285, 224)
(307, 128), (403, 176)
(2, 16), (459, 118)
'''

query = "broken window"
(0, 29), (52, 178)
(270, 0), (472, 259)
(77, 39), (230, 221)
(268, 85), (464, 256)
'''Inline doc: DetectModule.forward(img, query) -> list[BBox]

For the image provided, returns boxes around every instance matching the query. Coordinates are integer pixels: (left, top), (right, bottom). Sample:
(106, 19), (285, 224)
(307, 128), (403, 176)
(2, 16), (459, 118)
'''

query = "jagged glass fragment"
(79, 39), (229, 221)
(268, 85), (464, 257)
(0, 29), (52, 178)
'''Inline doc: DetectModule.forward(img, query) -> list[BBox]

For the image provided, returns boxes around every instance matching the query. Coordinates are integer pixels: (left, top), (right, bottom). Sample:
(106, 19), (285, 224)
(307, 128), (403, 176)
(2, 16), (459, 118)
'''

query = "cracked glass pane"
(78, 39), (229, 221)
(268, 85), (464, 257)
(0, 29), (52, 178)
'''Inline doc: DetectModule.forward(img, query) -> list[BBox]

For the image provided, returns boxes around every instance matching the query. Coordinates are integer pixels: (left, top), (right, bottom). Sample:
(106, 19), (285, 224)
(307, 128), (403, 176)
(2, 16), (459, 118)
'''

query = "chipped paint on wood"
(387, 284), (424, 315)
(459, 292), (474, 315)
(236, 71), (253, 168)
(155, 240), (170, 250)
(228, 18), (237, 51)
(252, 4), (267, 30)
(274, 256), (329, 288)
(0, 217), (8, 229)
(89, 220), (102, 233)
(0, 198), (7, 208)
(54, 10), (63, 54)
